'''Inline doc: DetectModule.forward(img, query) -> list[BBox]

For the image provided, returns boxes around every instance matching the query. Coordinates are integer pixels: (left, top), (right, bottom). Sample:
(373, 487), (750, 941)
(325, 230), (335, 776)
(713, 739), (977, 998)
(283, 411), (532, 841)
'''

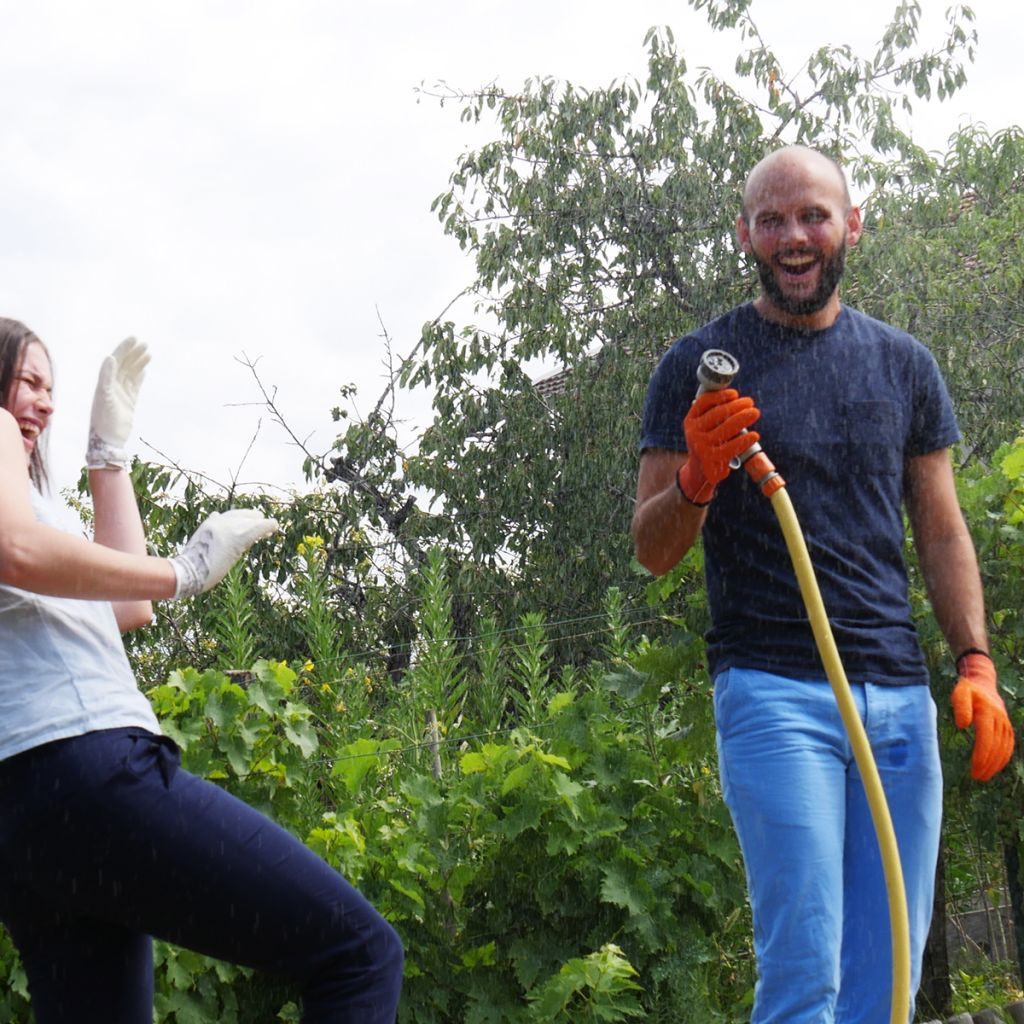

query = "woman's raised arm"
(0, 408), (179, 601)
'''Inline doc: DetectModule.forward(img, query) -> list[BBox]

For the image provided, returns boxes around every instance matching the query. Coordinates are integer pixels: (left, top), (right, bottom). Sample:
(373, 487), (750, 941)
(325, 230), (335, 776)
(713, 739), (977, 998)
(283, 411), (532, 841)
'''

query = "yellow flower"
(320, 683), (332, 694)
(297, 536), (324, 558)
(303, 660), (315, 673)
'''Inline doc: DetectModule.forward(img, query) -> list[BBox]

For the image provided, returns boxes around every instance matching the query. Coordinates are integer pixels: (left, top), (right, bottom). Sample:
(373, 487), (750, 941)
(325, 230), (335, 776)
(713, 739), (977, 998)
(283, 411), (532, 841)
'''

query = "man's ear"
(846, 205), (863, 247)
(736, 214), (753, 254)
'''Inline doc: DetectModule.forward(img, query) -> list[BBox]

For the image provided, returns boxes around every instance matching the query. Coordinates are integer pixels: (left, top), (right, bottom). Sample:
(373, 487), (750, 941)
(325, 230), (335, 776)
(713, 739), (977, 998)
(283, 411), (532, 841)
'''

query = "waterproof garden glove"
(169, 510), (279, 599)
(677, 389), (761, 506)
(86, 337), (151, 470)
(951, 650), (1015, 781)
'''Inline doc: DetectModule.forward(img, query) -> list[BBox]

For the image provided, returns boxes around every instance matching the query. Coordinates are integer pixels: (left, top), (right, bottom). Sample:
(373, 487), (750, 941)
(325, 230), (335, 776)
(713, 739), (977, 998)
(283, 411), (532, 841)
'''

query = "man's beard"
(752, 239), (847, 316)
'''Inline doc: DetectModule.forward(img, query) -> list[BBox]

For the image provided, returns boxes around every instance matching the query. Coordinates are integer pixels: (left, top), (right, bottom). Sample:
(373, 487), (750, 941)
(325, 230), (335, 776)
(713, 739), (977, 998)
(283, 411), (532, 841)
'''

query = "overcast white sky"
(0, 0), (1018, 496)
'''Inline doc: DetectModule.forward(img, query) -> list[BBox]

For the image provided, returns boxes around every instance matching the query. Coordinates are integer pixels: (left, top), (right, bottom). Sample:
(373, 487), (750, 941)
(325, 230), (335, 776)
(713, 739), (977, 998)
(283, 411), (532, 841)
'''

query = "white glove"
(169, 509), (279, 599)
(86, 337), (151, 469)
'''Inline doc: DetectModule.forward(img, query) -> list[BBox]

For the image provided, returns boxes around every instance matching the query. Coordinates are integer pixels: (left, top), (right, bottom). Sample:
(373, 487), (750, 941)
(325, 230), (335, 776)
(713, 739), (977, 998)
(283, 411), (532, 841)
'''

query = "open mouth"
(18, 421), (41, 445)
(774, 253), (823, 290)
(776, 253), (819, 280)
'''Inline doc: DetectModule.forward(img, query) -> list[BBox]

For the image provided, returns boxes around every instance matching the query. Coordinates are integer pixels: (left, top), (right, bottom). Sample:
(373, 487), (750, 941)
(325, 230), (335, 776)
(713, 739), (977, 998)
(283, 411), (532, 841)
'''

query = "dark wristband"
(676, 470), (711, 508)
(955, 647), (992, 668)
(675, 468), (708, 505)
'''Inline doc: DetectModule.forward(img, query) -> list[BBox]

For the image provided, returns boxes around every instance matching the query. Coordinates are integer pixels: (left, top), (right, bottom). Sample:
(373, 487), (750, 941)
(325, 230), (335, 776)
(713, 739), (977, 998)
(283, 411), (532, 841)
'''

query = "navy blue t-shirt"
(639, 303), (960, 685)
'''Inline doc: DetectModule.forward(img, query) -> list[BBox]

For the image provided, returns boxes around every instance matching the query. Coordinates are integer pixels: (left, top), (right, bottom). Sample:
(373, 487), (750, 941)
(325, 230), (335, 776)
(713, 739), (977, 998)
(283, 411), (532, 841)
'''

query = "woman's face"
(7, 342), (53, 462)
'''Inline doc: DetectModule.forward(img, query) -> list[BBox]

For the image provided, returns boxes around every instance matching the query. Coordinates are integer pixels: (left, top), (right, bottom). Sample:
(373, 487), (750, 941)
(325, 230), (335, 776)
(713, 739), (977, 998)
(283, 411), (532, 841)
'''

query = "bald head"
(742, 146), (851, 222)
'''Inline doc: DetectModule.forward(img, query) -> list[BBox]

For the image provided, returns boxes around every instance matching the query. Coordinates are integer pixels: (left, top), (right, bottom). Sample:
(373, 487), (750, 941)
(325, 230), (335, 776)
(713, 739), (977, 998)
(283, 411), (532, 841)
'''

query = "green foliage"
(153, 944), (249, 1024)
(468, 614), (509, 732)
(403, 546), (468, 740)
(508, 612), (554, 725)
(936, 438), (1024, 839)
(0, 530), (752, 1023)
(300, 583), (744, 1023)
(0, 929), (30, 1022)
(208, 564), (258, 670)
(602, 587), (631, 663)
(110, 459), (410, 695)
(950, 954), (1023, 1018)
(146, 659), (320, 820)
(899, 436), (1024, 1009)
(527, 944), (644, 1022)
(330, 672), (748, 1023)
(294, 534), (347, 679)
(852, 127), (1024, 460)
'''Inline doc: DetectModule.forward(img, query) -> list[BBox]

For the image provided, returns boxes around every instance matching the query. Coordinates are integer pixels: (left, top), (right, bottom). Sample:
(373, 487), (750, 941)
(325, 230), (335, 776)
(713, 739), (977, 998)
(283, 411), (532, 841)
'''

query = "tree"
(319, 0), (985, 662)
(848, 124), (1024, 456)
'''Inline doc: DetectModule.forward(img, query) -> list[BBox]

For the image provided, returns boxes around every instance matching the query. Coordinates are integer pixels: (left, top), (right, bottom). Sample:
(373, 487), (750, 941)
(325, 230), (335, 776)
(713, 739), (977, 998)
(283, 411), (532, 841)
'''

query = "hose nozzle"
(695, 348), (786, 497)
(696, 349), (740, 395)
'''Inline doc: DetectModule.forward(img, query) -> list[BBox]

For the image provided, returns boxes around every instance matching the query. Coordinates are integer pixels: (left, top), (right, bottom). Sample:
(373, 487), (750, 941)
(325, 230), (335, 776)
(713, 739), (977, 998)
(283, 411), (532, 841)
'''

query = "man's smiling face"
(737, 147), (862, 330)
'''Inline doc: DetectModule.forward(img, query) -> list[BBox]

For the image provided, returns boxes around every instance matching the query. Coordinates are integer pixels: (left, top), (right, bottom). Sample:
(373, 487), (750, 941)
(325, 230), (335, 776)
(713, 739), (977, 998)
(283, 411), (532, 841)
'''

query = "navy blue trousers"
(0, 728), (403, 1024)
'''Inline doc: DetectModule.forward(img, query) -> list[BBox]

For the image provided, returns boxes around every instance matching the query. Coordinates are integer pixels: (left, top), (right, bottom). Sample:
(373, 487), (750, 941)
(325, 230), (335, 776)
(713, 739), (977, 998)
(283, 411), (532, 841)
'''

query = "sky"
(0, 0), (1018, 497)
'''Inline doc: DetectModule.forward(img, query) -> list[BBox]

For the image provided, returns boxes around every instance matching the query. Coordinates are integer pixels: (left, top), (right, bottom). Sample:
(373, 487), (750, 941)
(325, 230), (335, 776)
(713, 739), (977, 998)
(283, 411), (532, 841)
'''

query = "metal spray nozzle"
(696, 349), (740, 395)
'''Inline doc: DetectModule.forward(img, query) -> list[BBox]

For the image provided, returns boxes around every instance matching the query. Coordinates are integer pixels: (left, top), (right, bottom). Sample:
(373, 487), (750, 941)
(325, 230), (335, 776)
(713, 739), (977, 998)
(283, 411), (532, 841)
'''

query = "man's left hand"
(951, 651), (1015, 781)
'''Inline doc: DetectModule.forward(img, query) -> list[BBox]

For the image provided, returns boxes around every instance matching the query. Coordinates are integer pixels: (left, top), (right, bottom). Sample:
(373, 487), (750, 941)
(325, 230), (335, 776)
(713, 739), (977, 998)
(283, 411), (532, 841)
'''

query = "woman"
(0, 318), (403, 1023)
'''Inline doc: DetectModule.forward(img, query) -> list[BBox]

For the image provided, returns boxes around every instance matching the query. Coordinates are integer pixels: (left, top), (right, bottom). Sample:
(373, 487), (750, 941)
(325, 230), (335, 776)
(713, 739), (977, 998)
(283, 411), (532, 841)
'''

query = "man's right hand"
(677, 389), (761, 506)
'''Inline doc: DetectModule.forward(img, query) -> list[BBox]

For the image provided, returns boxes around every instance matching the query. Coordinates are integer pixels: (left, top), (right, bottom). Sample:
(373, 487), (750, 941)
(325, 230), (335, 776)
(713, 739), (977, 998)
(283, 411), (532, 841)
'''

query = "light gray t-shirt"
(0, 485), (160, 762)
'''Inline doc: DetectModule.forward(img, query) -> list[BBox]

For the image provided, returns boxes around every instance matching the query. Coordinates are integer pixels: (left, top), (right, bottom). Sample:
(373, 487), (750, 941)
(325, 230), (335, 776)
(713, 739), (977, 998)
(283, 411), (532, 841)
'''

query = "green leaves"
(852, 126), (1024, 462)
(147, 660), (319, 818)
(153, 944), (248, 1024)
(1000, 437), (1024, 494)
(332, 737), (402, 796)
(526, 944), (644, 1022)
(405, 547), (468, 738)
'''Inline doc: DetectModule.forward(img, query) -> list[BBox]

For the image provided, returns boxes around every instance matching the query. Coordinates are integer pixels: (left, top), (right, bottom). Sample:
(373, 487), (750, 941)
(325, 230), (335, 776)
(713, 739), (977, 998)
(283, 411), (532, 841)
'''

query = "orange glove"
(677, 389), (761, 506)
(951, 650), (1015, 781)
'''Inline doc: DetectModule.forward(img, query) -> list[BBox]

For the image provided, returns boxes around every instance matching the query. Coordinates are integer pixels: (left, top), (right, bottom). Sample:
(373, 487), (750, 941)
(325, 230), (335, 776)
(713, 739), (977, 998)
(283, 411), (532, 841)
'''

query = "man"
(631, 145), (1014, 1023)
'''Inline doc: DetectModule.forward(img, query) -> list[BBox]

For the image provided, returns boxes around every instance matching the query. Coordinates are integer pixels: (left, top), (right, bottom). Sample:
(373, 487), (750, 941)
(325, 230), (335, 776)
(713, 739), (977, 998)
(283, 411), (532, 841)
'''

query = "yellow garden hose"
(696, 349), (911, 1024)
(768, 485), (910, 1024)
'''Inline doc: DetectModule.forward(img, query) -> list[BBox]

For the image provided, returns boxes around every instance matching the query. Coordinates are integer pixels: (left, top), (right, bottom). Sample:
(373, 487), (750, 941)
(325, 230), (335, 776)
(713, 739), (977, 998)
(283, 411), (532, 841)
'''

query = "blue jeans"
(714, 668), (942, 1024)
(0, 728), (403, 1024)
